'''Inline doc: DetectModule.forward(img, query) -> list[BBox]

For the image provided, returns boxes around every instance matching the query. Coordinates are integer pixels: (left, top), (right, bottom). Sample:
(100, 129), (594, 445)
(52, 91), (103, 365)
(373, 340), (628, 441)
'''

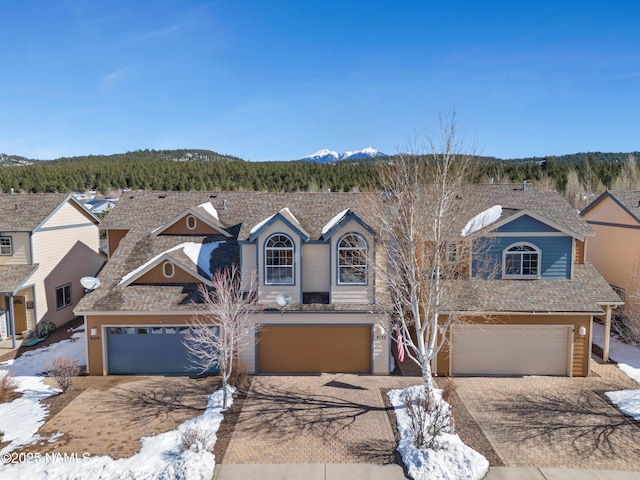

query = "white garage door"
(451, 324), (572, 376)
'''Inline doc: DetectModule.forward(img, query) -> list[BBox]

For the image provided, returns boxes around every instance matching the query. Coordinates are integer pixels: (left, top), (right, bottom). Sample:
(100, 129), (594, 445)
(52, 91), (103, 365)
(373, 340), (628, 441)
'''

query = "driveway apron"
(222, 374), (419, 464)
(454, 360), (640, 470)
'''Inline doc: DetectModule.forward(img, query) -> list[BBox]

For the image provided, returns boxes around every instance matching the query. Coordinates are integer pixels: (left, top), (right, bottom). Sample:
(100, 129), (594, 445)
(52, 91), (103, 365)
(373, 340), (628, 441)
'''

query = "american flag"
(394, 324), (405, 362)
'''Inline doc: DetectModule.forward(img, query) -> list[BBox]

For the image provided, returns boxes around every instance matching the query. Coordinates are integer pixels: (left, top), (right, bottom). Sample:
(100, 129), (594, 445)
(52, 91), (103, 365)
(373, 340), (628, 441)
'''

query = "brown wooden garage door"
(257, 325), (372, 373)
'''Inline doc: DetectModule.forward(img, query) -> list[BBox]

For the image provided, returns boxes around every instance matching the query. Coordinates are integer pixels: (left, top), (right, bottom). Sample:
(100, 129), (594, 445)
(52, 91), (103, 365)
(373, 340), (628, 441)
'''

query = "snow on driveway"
(593, 322), (640, 421)
(0, 331), (231, 479)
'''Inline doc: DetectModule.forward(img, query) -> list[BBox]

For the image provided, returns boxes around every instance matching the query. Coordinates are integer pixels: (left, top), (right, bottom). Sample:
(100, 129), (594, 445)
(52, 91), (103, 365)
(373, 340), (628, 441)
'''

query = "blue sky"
(1, 1), (639, 161)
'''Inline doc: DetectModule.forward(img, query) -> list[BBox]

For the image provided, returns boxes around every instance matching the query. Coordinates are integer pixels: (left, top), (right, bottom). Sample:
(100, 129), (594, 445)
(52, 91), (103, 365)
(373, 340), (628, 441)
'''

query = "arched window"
(265, 234), (294, 284)
(338, 233), (368, 284)
(503, 243), (540, 278)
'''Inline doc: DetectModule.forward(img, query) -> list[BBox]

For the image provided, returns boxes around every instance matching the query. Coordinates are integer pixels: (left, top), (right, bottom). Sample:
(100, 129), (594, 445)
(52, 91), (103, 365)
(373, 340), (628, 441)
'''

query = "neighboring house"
(89, 199), (116, 216)
(0, 193), (105, 341)
(580, 190), (640, 360)
(74, 191), (390, 376)
(432, 184), (621, 377)
(74, 186), (619, 378)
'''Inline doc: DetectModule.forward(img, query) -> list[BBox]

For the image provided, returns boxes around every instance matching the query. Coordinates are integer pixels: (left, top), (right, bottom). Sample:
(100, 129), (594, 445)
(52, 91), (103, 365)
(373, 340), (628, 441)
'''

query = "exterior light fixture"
(578, 326), (586, 337)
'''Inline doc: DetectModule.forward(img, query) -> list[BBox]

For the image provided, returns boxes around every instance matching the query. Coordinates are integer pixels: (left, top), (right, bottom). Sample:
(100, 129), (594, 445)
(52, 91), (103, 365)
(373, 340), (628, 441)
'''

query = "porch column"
(603, 304), (612, 363)
(8, 294), (16, 349)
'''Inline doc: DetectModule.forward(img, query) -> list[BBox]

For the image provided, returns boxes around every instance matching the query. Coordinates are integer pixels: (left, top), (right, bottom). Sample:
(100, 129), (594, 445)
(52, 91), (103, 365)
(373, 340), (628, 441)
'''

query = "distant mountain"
(300, 147), (387, 163)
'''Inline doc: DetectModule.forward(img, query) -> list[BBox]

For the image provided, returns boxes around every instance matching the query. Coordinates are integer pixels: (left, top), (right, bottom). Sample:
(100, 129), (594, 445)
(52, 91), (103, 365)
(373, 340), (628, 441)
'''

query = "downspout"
(9, 294), (16, 349)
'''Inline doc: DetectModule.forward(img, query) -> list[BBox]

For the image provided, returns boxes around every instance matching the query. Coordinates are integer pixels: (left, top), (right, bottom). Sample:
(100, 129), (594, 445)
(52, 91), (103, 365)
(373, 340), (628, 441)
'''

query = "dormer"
(151, 202), (232, 237)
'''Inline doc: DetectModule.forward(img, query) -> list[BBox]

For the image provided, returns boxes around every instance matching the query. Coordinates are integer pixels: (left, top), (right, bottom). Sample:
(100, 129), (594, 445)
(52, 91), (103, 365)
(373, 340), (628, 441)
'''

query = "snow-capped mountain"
(300, 147), (387, 163)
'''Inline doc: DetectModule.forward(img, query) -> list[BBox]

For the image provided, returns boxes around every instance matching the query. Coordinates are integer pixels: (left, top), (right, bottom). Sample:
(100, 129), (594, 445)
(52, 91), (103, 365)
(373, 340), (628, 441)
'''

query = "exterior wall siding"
(302, 243), (330, 292)
(496, 215), (560, 233)
(480, 235), (572, 279)
(586, 223), (640, 289)
(256, 221), (302, 304)
(434, 314), (591, 377)
(107, 229), (129, 257)
(0, 232), (30, 265)
(134, 262), (202, 284)
(584, 195), (639, 227)
(31, 222), (104, 327)
(329, 221), (375, 304)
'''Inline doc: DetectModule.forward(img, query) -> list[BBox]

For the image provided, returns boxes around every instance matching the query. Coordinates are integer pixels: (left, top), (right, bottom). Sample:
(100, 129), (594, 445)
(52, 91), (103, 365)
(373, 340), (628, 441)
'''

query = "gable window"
(0, 237), (12, 255)
(446, 243), (458, 264)
(265, 234), (294, 284)
(162, 261), (175, 278)
(503, 243), (540, 278)
(56, 284), (72, 309)
(338, 233), (368, 284)
(186, 214), (197, 230)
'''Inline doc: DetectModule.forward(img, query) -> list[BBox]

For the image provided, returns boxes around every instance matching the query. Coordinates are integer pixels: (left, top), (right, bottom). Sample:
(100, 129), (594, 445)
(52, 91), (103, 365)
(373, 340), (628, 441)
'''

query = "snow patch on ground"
(461, 205), (502, 237)
(3, 386), (234, 479)
(0, 331), (86, 454)
(593, 322), (640, 421)
(387, 385), (488, 480)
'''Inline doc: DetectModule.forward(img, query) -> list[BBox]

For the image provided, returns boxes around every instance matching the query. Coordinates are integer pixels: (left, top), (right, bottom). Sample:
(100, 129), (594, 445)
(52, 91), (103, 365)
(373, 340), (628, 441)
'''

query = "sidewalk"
(212, 464), (640, 479)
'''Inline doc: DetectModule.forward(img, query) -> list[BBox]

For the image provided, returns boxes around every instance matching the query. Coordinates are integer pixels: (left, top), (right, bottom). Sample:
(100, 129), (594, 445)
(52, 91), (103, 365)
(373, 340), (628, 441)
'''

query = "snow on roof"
(280, 207), (300, 226)
(182, 241), (224, 278)
(461, 205), (502, 237)
(198, 202), (219, 221)
(118, 242), (224, 285)
(321, 208), (350, 235)
(249, 213), (276, 235)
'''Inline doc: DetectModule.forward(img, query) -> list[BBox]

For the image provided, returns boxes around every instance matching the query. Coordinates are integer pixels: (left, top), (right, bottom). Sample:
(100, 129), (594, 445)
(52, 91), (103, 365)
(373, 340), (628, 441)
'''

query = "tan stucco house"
(0, 193), (105, 342)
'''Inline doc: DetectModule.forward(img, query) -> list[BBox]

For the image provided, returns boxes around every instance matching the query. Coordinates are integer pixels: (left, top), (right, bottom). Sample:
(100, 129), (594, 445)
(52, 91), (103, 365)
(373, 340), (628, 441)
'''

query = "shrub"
(47, 357), (80, 393)
(0, 373), (17, 403)
(180, 426), (215, 453)
(441, 377), (458, 409)
(404, 389), (451, 449)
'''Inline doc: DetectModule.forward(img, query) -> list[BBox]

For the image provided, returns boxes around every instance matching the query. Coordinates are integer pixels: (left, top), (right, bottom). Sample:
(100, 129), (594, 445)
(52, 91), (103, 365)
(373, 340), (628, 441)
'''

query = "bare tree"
(613, 256), (640, 345)
(183, 265), (257, 408)
(373, 113), (482, 407)
(611, 154), (640, 191)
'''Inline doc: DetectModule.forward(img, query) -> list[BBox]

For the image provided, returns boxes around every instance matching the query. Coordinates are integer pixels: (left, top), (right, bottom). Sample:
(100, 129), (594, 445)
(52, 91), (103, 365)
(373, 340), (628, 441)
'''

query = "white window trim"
(0, 236), (12, 256)
(502, 242), (541, 279)
(337, 233), (368, 285)
(186, 214), (197, 230)
(163, 261), (175, 278)
(265, 234), (294, 285)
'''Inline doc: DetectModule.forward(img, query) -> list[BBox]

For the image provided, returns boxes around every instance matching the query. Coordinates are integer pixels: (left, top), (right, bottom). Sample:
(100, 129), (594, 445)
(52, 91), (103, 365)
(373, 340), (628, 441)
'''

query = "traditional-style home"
(75, 186), (619, 377)
(74, 191), (390, 375)
(580, 190), (640, 360)
(0, 193), (104, 342)
(432, 184), (621, 377)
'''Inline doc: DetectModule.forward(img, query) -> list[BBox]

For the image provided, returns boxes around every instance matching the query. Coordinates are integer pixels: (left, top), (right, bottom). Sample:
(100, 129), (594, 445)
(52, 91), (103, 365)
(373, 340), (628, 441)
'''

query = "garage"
(257, 325), (372, 373)
(451, 324), (572, 376)
(106, 325), (219, 375)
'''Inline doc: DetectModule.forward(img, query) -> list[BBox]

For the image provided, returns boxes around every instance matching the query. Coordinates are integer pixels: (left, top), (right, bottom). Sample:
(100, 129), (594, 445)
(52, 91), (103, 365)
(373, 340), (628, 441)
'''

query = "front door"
(13, 297), (26, 334)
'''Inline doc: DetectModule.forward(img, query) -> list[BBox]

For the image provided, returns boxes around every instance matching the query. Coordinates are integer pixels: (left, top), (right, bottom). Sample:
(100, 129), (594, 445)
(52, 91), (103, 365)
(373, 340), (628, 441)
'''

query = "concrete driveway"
(221, 374), (419, 464)
(454, 359), (640, 471)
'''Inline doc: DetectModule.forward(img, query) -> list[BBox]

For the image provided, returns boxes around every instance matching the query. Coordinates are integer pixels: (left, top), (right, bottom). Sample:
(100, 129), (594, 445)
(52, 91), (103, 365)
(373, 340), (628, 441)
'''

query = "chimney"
(490, 178), (494, 185)
(222, 199), (227, 210)
(10, 188), (14, 194)
(522, 180), (527, 191)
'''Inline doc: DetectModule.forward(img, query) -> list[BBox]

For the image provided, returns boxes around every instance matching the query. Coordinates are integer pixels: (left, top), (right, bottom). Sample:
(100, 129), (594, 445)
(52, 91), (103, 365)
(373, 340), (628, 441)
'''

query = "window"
(265, 234), (294, 284)
(186, 214), (197, 230)
(0, 237), (12, 256)
(338, 233), (368, 284)
(446, 243), (458, 264)
(503, 243), (540, 278)
(56, 284), (72, 309)
(162, 261), (175, 278)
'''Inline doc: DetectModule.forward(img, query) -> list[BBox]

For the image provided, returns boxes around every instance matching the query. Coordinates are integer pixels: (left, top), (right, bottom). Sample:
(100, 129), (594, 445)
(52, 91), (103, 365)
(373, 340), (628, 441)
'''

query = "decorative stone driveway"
(222, 374), (419, 464)
(454, 360), (640, 470)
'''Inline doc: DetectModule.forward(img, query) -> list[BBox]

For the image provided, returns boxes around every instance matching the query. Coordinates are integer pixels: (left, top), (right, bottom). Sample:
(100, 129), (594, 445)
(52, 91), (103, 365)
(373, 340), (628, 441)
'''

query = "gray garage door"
(106, 326), (219, 375)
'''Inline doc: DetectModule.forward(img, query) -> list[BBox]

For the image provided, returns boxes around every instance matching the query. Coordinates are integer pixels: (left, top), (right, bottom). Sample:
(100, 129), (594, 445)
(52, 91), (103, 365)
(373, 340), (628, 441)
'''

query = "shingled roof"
(0, 264), (39, 294)
(0, 193), (75, 231)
